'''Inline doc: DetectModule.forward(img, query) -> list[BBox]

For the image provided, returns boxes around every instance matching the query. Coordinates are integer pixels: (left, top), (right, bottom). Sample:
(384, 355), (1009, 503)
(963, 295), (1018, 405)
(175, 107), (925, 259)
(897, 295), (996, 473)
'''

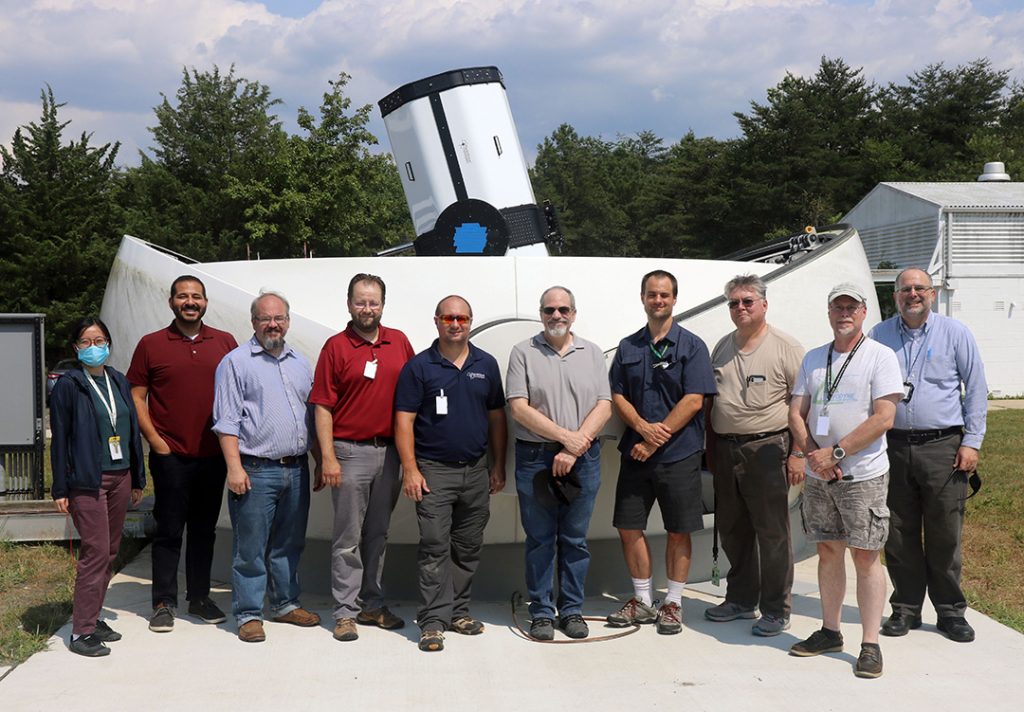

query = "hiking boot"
(69, 634), (110, 657)
(93, 620), (122, 643)
(704, 601), (757, 622)
(752, 614), (791, 637)
(357, 606), (405, 630)
(881, 611), (922, 637)
(419, 628), (444, 652)
(451, 616), (485, 635)
(238, 620), (266, 643)
(333, 618), (358, 641)
(530, 617), (555, 641)
(559, 613), (589, 639)
(188, 597), (227, 624)
(656, 602), (683, 635)
(855, 643), (884, 678)
(607, 598), (658, 627)
(149, 605), (174, 633)
(937, 616), (975, 643)
(272, 608), (321, 627)
(790, 627), (844, 656)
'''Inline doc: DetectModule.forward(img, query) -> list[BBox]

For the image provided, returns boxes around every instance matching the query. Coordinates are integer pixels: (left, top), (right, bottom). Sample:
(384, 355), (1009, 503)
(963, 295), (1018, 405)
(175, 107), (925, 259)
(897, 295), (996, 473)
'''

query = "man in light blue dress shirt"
(214, 290), (322, 643)
(868, 268), (987, 643)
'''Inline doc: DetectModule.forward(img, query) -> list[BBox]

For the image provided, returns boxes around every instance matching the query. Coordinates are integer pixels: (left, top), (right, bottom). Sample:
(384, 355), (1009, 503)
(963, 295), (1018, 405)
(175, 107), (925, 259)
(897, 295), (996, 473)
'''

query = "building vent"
(995, 301), (1006, 311)
(952, 301), (962, 311)
(977, 161), (1011, 182)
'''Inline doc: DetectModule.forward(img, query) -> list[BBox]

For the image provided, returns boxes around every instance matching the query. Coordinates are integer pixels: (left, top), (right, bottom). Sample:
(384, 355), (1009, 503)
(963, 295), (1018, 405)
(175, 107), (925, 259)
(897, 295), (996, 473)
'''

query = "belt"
(436, 455), (484, 469)
(343, 437), (393, 448)
(888, 426), (962, 444)
(516, 439), (562, 452)
(241, 454), (304, 467)
(717, 429), (788, 444)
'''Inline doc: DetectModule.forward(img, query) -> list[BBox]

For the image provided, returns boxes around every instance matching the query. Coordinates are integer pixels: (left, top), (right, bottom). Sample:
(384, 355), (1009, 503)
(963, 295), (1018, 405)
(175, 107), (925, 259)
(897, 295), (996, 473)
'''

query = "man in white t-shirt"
(787, 283), (902, 679)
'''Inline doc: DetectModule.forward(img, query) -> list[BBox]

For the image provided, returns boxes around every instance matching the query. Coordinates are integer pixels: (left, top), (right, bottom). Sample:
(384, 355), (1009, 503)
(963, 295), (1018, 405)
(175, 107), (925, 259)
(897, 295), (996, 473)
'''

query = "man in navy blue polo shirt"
(606, 270), (716, 635)
(395, 295), (507, 653)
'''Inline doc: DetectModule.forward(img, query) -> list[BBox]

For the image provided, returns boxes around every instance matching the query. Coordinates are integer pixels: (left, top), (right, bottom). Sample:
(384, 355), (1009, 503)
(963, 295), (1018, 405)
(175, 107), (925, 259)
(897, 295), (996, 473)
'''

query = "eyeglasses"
(352, 301), (382, 311)
(727, 298), (758, 310)
(541, 306), (574, 316)
(437, 314), (471, 325)
(76, 337), (109, 348)
(829, 304), (863, 314)
(254, 315), (290, 324)
(897, 285), (933, 294)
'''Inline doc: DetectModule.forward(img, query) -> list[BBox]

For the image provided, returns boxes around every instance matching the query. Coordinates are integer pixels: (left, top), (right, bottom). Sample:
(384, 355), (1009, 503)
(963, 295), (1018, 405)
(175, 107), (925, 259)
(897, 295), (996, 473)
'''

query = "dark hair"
(348, 273), (386, 304)
(641, 270), (678, 297)
(68, 316), (112, 351)
(170, 275), (207, 299)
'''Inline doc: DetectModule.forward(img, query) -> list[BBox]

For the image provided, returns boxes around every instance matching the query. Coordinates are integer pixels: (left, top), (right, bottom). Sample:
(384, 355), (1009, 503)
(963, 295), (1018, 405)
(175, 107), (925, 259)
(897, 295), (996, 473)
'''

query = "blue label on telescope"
(453, 223), (488, 253)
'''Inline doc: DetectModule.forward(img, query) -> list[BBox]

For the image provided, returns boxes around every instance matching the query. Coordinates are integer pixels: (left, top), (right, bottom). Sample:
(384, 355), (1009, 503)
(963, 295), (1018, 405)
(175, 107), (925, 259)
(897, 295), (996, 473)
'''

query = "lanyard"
(899, 321), (929, 382)
(86, 372), (118, 429)
(825, 335), (865, 404)
(650, 341), (669, 362)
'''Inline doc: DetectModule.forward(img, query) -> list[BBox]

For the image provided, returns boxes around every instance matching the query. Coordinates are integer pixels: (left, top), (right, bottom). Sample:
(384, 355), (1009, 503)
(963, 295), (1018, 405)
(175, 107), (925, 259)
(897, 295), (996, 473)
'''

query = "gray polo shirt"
(505, 332), (611, 442)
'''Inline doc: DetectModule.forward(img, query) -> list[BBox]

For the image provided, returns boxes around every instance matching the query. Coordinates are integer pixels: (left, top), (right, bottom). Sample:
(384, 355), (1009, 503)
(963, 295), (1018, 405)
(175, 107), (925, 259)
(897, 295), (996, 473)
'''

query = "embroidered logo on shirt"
(467, 372), (487, 380)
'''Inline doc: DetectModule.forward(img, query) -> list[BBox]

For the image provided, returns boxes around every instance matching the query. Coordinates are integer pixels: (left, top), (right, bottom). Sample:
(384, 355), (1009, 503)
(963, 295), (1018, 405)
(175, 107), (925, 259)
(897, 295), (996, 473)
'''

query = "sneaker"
(333, 618), (358, 642)
(188, 597), (227, 624)
(656, 602), (683, 635)
(881, 611), (922, 637)
(936, 616), (975, 643)
(752, 614), (791, 637)
(451, 616), (485, 635)
(855, 643), (884, 678)
(607, 598), (658, 627)
(418, 628), (445, 652)
(271, 608), (321, 627)
(704, 601), (757, 622)
(238, 620), (266, 643)
(530, 617), (555, 641)
(149, 605), (174, 633)
(559, 613), (589, 639)
(69, 633), (110, 657)
(357, 606), (405, 630)
(790, 628), (844, 657)
(93, 620), (122, 643)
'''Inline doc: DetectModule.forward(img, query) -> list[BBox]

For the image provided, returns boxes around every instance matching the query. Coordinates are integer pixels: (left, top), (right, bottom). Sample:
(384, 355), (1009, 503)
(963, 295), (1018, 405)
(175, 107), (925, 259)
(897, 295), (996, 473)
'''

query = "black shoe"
(881, 611), (922, 637)
(69, 633), (110, 657)
(937, 616), (975, 643)
(530, 617), (555, 641)
(93, 620), (122, 643)
(790, 627), (844, 656)
(855, 643), (884, 679)
(188, 597), (227, 624)
(149, 605), (174, 633)
(558, 613), (589, 639)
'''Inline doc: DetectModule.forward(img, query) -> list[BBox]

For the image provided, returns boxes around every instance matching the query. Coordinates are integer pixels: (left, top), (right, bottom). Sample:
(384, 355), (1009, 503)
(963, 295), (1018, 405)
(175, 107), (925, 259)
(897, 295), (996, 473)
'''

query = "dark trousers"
(885, 433), (967, 618)
(713, 433), (794, 619)
(68, 470), (131, 635)
(415, 459), (491, 631)
(150, 452), (227, 608)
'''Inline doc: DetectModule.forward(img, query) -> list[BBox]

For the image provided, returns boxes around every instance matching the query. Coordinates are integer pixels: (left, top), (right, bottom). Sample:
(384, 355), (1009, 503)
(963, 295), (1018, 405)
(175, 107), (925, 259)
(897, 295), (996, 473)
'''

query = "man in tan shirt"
(705, 274), (804, 636)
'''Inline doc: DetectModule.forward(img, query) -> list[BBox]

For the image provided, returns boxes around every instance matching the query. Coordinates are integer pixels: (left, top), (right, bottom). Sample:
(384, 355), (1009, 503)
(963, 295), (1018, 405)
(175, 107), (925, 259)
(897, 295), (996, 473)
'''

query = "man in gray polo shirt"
(506, 285), (612, 641)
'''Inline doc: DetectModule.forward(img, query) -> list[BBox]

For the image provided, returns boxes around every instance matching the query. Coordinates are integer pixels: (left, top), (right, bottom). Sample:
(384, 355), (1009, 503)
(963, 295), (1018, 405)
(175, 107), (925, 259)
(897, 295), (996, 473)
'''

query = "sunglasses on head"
(542, 306), (573, 316)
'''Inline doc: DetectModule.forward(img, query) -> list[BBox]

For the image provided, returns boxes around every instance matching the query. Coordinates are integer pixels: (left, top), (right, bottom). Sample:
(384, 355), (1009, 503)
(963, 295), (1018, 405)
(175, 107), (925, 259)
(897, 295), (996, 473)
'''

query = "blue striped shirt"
(868, 313), (987, 449)
(212, 336), (315, 458)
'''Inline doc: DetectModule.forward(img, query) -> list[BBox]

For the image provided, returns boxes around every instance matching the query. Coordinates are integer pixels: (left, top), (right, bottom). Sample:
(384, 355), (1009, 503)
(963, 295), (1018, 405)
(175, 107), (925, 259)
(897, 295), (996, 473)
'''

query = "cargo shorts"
(801, 472), (890, 551)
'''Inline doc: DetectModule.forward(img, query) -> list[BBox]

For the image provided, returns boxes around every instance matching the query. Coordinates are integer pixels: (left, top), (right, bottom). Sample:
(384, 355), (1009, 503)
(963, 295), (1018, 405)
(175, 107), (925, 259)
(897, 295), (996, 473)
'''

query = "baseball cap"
(828, 282), (867, 304)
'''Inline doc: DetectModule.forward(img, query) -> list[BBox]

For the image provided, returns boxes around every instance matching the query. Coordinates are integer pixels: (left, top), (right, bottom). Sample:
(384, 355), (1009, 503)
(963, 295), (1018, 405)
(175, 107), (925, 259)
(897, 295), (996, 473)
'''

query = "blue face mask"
(77, 344), (110, 368)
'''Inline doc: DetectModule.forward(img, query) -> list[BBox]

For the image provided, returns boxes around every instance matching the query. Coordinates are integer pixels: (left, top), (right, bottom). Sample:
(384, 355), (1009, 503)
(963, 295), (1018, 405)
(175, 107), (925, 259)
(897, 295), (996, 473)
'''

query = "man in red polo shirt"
(310, 273), (414, 643)
(128, 275), (238, 633)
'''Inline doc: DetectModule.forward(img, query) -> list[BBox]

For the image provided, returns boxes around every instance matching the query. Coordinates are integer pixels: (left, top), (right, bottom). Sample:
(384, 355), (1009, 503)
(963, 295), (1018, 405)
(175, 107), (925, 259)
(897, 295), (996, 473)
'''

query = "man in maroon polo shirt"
(310, 273), (414, 643)
(128, 275), (238, 632)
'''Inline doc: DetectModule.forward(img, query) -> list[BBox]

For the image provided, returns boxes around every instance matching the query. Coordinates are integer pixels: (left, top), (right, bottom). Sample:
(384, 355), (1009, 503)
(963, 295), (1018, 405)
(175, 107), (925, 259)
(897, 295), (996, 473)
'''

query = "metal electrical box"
(0, 313), (46, 500)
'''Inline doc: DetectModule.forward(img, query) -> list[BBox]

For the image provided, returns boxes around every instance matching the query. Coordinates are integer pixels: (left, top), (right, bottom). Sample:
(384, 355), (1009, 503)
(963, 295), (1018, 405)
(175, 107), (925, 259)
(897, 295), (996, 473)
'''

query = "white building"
(842, 164), (1024, 396)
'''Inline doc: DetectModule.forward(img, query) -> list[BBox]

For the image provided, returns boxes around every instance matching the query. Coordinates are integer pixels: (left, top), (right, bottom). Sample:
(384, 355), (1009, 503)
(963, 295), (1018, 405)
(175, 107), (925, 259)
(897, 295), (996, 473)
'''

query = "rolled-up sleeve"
(212, 356), (243, 437)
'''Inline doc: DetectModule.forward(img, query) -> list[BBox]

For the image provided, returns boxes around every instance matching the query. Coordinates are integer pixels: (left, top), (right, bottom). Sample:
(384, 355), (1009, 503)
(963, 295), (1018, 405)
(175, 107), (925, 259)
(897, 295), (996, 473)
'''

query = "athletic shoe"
(188, 597), (227, 624)
(69, 634), (110, 657)
(704, 601), (757, 622)
(752, 614), (791, 637)
(93, 619), (122, 642)
(333, 618), (358, 641)
(790, 627), (844, 656)
(559, 614), (589, 639)
(656, 602), (683, 635)
(607, 598), (658, 627)
(530, 617), (555, 641)
(357, 606), (404, 629)
(419, 628), (444, 652)
(450, 616), (485, 635)
(149, 605), (174, 633)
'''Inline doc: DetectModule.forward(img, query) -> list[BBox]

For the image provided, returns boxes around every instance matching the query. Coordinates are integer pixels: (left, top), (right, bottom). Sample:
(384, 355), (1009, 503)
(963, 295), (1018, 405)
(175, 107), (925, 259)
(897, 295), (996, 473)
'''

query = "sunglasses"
(727, 298), (758, 310)
(437, 314), (471, 325)
(541, 306), (574, 316)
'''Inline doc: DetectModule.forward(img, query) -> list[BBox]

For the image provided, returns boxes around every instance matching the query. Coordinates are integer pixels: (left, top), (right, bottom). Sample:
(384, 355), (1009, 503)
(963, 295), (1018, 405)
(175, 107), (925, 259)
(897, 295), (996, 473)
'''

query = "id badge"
(108, 436), (123, 461)
(815, 415), (830, 438)
(902, 381), (914, 403)
(436, 389), (448, 416)
(364, 359), (378, 380)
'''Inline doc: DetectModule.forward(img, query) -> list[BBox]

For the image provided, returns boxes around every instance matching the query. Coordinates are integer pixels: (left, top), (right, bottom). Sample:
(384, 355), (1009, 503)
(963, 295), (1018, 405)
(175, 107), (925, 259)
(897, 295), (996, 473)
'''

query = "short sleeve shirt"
(505, 333), (611, 441)
(394, 341), (505, 462)
(609, 322), (716, 463)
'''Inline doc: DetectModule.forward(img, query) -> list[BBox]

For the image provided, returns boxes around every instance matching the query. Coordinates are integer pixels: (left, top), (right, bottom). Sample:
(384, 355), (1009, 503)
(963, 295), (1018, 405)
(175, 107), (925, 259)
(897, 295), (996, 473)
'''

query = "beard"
(545, 324), (569, 338)
(257, 332), (285, 351)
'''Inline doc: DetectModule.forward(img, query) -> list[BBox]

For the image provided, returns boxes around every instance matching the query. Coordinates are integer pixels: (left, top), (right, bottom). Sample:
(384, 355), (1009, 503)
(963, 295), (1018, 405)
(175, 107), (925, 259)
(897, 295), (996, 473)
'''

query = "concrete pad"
(1, 547), (1022, 712)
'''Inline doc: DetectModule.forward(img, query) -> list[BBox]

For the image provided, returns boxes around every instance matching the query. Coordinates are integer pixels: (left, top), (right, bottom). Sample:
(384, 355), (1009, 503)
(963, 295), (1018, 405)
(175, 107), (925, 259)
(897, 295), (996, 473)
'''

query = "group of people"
(49, 267), (986, 678)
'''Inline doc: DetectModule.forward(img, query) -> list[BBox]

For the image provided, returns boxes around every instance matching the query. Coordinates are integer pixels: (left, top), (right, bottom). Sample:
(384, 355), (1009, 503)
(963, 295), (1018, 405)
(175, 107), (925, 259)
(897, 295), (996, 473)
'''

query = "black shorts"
(613, 451), (703, 534)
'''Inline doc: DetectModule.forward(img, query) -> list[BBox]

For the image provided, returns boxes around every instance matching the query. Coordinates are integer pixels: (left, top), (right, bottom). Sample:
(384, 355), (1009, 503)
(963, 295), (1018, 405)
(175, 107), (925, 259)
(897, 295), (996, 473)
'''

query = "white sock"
(71, 634), (81, 641)
(632, 577), (653, 607)
(666, 579), (686, 607)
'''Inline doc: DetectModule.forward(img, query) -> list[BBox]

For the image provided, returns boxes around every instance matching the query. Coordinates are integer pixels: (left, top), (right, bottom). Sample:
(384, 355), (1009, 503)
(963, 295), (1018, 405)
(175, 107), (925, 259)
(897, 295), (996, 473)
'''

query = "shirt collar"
(167, 321), (211, 341)
(531, 331), (582, 354)
(343, 322), (391, 348)
(248, 335), (294, 360)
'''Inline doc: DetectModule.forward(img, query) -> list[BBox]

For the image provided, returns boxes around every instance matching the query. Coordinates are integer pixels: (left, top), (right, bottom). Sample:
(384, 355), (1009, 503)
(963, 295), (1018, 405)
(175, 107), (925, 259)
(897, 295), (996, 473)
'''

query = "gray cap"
(828, 282), (867, 304)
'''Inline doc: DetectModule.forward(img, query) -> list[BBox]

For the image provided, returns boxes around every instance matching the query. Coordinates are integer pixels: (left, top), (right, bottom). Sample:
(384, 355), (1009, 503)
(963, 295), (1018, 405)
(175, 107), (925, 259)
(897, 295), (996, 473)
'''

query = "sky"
(2, 0), (1023, 167)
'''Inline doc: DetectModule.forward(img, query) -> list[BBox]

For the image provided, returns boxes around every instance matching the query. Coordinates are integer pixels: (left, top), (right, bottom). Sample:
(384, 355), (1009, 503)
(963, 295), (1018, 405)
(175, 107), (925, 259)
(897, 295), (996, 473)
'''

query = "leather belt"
(344, 437), (393, 448)
(717, 429), (788, 444)
(241, 454), (303, 467)
(516, 439), (562, 452)
(888, 426), (962, 444)
(437, 455), (483, 469)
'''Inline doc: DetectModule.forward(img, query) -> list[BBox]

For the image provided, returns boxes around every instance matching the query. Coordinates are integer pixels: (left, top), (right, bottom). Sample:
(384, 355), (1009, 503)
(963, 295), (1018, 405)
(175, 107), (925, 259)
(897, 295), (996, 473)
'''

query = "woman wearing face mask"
(50, 317), (146, 657)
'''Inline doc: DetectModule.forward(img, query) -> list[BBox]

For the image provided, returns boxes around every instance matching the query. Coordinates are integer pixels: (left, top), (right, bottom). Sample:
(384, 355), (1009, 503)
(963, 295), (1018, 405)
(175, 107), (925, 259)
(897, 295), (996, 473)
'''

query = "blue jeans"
(228, 458), (310, 624)
(515, 441), (601, 618)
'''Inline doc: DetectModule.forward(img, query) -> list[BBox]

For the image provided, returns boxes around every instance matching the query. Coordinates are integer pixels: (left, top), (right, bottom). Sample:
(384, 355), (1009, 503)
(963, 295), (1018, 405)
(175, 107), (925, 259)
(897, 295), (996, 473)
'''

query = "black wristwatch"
(832, 445), (846, 461)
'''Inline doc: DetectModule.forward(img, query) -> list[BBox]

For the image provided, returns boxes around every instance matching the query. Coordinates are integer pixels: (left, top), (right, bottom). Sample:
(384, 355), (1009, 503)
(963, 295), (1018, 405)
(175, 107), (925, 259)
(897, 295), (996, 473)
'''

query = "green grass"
(0, 540), (75, 665)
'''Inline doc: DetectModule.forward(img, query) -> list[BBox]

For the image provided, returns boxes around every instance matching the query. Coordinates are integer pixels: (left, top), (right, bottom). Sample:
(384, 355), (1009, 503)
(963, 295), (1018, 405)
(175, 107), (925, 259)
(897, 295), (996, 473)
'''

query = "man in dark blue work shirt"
(394, 295), (507, 653)
(606, 270), (716, 635)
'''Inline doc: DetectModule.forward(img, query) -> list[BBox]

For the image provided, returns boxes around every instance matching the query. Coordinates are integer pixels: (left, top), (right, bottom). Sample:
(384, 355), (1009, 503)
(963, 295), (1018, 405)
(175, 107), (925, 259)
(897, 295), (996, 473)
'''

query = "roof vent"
(977, 161), (1011, 182)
